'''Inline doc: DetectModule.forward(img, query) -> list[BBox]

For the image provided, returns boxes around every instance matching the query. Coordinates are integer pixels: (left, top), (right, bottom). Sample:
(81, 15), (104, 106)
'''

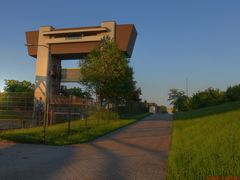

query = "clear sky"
(0, 0), (240, 106)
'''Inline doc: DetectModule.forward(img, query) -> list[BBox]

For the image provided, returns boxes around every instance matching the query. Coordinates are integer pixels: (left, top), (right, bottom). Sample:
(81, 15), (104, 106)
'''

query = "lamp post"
(25, 43), (51, 144)
(186, 78), (189, 97)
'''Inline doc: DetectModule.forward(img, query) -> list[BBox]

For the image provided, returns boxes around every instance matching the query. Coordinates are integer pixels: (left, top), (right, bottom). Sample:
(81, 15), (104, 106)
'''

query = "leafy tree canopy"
(168, 89), (185, 105)
(80, 37), (135, 107)
(66, 87), (92, 99)
(3, 80), (34, 93)
(168, 89), (190, 111)
(159, 105), (168, 113)
(191, 87), (225, 109)
(225, 84), (240, 102)
(128, 87), (142, 102)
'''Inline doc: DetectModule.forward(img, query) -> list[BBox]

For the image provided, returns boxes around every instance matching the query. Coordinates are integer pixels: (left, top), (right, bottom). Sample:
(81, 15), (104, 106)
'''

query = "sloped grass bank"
(0, 112), (150, 145)
(168, 102), (240, 179)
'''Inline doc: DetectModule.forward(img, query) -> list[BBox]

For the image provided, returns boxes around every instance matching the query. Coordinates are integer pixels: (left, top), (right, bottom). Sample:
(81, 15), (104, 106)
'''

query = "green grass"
(168, 102), (240, 179)
(0, 112), (150, 145)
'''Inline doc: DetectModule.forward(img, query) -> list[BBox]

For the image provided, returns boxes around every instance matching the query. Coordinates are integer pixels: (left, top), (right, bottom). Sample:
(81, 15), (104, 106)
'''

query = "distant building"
(147, 102), (159, 113)
(167, 107), (173, 114)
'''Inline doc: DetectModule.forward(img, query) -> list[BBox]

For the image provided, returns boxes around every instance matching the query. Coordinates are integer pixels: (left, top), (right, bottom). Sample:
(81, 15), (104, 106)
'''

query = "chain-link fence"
(0, 92), (149, 145)
(49, 95), (96, 124)
(0, 91), (147, 131)
(118, 101), (148, 115)
(0, 92), (96, 130)
(0, 92), (34, 129)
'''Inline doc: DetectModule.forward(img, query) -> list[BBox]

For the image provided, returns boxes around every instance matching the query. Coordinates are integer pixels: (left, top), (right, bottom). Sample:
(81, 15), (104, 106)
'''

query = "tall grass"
(88, 109), (120, 121)
(168, 102), (240, 179)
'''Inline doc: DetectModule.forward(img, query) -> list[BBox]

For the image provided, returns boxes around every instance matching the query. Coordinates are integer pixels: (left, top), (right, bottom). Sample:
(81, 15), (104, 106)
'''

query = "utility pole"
(186, 78), (189, 97)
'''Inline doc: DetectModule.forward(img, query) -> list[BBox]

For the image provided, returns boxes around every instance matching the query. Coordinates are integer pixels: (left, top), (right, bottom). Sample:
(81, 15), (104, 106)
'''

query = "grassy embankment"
(0, 112), (150, 145)
(168, 101), (240, 179)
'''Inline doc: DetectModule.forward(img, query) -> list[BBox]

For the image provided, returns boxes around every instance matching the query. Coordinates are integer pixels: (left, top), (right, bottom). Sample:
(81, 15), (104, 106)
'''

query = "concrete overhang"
(43, 27), (108, 36)
(25, 23), (137, 59)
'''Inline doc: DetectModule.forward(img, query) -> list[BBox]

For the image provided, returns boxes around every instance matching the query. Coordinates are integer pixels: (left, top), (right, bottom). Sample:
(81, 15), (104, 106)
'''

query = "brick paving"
(0, 113), (172, 180)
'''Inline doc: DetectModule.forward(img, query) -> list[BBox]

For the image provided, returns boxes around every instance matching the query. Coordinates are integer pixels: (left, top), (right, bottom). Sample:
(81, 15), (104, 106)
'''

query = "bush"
(175, 95), (191, 111)
(225, 84), (240, 102)
(159, 105), (168, 113)
(190, 88), (225, 109)
(4, 80), (34, 93)
(169, 83), (240, 111)
(88, 109), (120, 121)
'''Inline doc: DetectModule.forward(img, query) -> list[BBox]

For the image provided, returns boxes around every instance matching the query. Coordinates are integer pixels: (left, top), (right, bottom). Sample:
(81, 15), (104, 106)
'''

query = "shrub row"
(177, 84), (240, 111)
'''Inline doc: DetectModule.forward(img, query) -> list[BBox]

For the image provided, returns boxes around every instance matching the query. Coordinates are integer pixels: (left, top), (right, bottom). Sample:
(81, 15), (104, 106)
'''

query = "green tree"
(190, 87), (225, 109)
(128, 87), (142, 102)
(175, 95), (190, 111)
(66, 87), (92, 99)
(4, 80), (34, 93)
(168, 89), (190, 111)
(159, 105), (168, 113)
(168, 89), (185, 104)
(225, 84), (240, 102)
(80, 37), (135, 108)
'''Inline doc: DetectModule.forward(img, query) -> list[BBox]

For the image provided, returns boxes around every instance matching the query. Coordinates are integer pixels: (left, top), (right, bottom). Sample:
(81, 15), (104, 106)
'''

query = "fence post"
(50, 108), (53, 126)
(67, 97), (71, 135)
(84, 110), (88, 130)
(23, 93), (27, 128)
(67, 110), (71, 135)
(7, 95), (9, 110)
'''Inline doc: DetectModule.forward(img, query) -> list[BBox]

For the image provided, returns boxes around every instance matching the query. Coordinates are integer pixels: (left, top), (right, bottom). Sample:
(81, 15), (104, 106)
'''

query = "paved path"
(0, 113), (172, 180)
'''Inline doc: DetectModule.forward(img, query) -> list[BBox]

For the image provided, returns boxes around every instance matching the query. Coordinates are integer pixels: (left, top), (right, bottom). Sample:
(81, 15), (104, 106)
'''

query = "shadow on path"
(0, 142), (74, 180)
(0, 113), (173, 180)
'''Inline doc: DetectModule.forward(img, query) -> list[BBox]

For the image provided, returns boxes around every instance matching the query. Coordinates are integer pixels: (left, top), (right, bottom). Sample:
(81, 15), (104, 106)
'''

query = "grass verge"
(0, 112), (150, 145)
(167, 102), (240, 179)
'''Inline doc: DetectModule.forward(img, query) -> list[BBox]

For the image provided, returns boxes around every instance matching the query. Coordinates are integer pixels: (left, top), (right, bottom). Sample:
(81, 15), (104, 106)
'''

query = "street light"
(25, 43), (51, 144)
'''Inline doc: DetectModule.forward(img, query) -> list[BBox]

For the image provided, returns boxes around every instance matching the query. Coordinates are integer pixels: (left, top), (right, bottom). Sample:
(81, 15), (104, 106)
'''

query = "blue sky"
(0, 0), (240, 106)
